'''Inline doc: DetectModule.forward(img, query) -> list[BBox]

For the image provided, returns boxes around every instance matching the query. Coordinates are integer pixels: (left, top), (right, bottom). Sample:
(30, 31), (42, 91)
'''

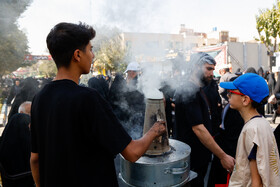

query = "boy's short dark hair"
(251, 96), (268, 109)
(46, 22), (96, 68)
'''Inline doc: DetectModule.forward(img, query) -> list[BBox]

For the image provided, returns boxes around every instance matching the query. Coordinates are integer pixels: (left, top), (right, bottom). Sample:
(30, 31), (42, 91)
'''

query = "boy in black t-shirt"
(30, 22), (166, 187)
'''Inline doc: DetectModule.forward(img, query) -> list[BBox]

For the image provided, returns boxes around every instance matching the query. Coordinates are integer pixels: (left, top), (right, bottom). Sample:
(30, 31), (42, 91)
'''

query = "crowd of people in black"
(0, 22), (280, 187)
(85, 54), (280, 186)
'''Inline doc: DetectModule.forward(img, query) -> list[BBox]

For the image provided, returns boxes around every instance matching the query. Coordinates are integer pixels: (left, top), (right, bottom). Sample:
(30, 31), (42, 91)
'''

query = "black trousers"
(1, 175), (34, 187)
(190, 163), (209, 187)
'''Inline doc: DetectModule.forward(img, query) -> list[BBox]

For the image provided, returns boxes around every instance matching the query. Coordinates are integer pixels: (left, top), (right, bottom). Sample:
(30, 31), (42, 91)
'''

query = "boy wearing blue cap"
(220, 73), (280, 186)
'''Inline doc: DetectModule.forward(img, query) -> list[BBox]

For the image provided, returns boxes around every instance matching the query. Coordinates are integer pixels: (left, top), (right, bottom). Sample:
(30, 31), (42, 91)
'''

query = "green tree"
(256, 0), (280, 53)
(0, 0), (32, 77)
(92, 26), (130, 74)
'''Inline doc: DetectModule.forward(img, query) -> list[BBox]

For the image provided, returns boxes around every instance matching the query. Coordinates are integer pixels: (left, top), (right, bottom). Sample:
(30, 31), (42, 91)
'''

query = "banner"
(24, 55), (52, 61)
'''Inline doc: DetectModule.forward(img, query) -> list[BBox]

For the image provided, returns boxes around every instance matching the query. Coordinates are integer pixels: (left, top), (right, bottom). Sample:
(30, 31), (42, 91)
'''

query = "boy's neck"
(239, 107), (260, 124)
(54, 66), (81, 84)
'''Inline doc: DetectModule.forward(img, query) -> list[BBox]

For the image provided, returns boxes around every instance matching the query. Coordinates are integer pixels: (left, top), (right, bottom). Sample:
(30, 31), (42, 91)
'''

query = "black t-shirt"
(215, 105), (244, 157)
(203, 79), (222, 136)
(31, 79), (132, 187)
(174, 85), (212, 169)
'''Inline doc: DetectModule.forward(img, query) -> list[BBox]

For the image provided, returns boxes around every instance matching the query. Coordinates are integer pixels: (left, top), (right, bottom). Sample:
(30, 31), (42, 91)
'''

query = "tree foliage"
(0, 0), (32, 76)
(92, 26), (130, 74)
(256, 0), (280, 53)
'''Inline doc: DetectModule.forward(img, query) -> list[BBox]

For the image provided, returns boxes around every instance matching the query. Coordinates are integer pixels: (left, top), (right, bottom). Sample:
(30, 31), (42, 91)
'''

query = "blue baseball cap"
(220, 73), (269, 103)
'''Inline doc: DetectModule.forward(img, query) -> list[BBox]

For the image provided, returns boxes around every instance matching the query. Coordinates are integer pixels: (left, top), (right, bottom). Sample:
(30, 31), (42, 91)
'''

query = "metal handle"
(164, 161), (188, 175)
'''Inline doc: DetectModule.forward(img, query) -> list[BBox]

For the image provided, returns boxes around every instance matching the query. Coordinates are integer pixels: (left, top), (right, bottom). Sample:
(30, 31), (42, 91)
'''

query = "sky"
(18, 0), (277, 55)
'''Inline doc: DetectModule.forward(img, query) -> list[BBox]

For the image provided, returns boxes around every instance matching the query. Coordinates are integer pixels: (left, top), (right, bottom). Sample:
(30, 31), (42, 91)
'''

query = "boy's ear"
(73, 49), (81, 62)
(242, 96), (251, 106)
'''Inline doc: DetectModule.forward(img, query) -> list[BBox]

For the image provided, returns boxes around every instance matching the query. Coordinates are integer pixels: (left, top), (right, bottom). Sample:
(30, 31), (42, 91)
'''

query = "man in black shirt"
(174, 52), (235, 187)
(30, 22), (166, 187)
(7, 79), (21, 105)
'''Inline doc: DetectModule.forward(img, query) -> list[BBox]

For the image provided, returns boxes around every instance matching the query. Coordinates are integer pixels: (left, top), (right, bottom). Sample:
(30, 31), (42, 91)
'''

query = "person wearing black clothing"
(30, 22), (166, 187)
(6, 79), (21, 105)
(208, 76), (244, 186)
(8, 77), (39, 121)
(203, 78), (222, 136)
(208, 105), (244, 186)
(268, 73), (280, 123)
(105, 75), (112, 88)
(123, 79), (145, 139)
(159, 57), (184, 138)
(88, 76), (109, 101)
(32, 79), (133, 186)
(108, 71), (145, 186)
(108, 73), (130, 122)
(264, 70), (270, 81)
(0, 113), (34, 187)
(174, 52), (234, 187)
(110, 62), (145, 140)
(175, 84), (213, 186)
(274, 124), (280, 157)
(244, 67), (257, 74)
(257, 67), (264, 77)
(267, 72), (276, 114)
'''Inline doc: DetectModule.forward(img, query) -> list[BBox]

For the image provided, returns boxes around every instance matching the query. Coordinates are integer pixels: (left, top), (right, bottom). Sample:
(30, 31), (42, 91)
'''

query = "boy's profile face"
(79, 42), (94, 74)
(227, 89), (245, 110)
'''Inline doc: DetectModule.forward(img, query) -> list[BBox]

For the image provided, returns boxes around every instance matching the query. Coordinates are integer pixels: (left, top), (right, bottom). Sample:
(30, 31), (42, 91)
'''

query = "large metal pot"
(119, 139), (196, 187)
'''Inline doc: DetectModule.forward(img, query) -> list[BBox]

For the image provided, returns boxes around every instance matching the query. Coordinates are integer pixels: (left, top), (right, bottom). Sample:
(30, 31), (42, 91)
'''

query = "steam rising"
(137, 54), (205, 102)
(95, 0), (170, 33)
(139, 62), (164, 99)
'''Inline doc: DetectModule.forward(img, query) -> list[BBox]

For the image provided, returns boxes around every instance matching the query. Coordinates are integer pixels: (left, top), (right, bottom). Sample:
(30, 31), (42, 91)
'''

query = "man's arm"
(192, 124), (235, 171)
(249, 159), (262, 187)
(30, 152), (40, 187)
(121, 121), (166, 162)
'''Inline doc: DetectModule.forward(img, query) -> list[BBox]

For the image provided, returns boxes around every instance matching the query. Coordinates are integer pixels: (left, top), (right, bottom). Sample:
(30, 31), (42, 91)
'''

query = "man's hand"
(220, 154), (235, 172)
(192, 124), (234, 171)
(268, 94), (276, 104)
(121, 121), (166, 162)
(149, 121), (166, 137)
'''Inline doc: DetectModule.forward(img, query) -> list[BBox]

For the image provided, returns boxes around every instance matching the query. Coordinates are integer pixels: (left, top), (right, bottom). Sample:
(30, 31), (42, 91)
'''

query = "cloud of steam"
(136, 52), (209, 103)
(94, 0), (171, 33)
(121, 53), (207, 139)
(92, 1), (206, 100)
(121, 112), (144, 140)
(139, 62), (165, 99)
(90, 1), (211, 139)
